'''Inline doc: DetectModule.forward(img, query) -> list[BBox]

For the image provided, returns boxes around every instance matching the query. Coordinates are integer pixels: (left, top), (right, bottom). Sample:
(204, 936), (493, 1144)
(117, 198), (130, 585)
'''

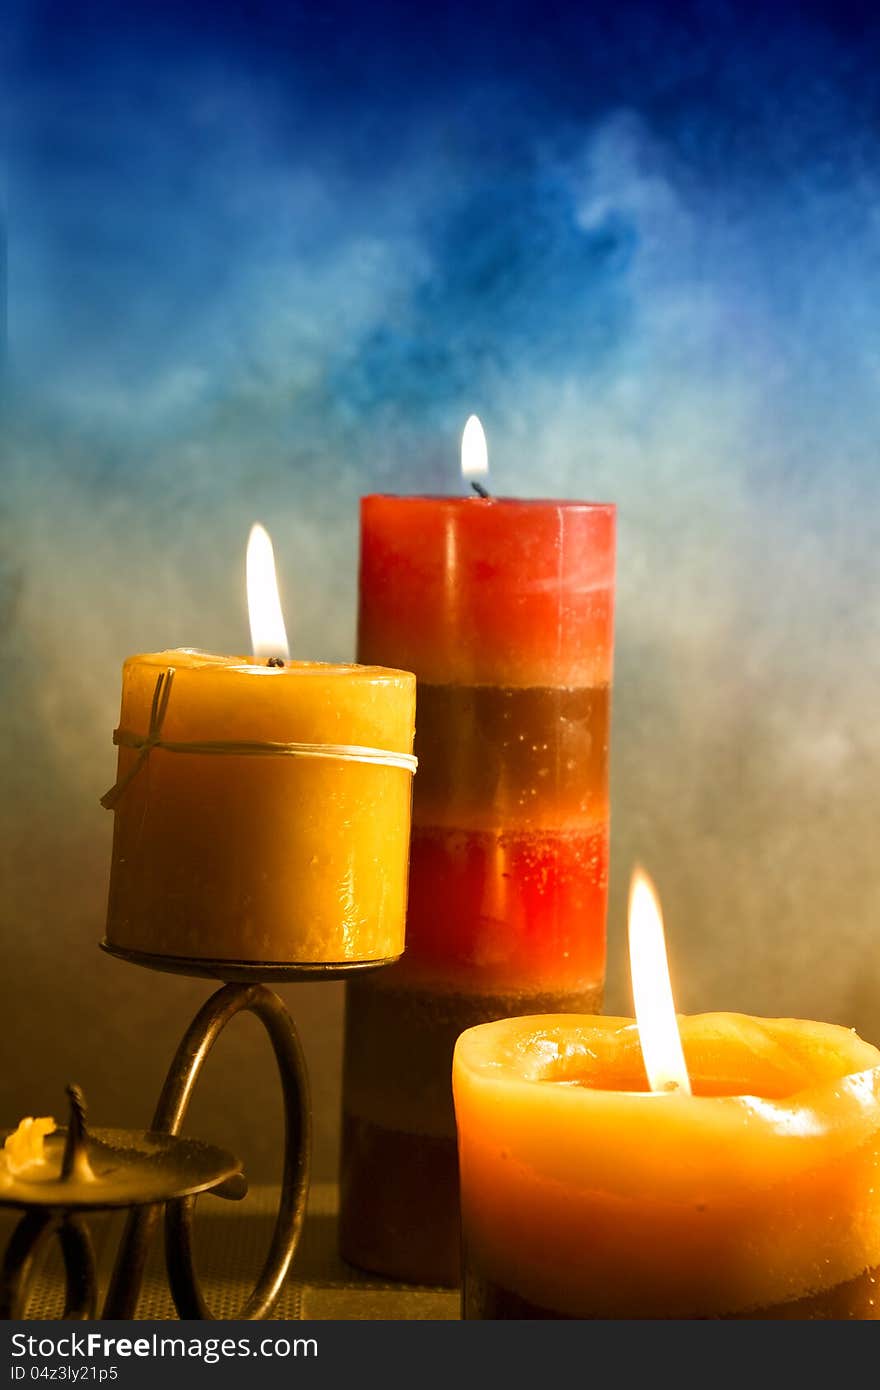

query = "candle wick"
(267, 657), (285, 668)
(470, 480), (491, 499)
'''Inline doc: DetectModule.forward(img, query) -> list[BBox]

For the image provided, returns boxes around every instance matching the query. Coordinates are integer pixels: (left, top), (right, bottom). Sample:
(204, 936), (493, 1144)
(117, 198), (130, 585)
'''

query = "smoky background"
(3, 0), (880, 1179)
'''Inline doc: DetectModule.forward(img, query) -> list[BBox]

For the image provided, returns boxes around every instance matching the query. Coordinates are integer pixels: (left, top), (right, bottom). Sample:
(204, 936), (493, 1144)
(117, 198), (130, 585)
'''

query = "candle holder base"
(2, 1209), (98, 1321)
(2, 947), (402, 1320)
(101, 979), (311, 1320)
(99, 940), (401, 983)
(0, 1091), (244, 1322)
(93, 943), (401, 1319)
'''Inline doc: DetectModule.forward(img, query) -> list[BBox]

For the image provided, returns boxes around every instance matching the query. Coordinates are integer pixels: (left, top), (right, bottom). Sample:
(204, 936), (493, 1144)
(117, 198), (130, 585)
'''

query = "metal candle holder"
(1, 945), (398, 1321)
(0, 1084), (242, 1319)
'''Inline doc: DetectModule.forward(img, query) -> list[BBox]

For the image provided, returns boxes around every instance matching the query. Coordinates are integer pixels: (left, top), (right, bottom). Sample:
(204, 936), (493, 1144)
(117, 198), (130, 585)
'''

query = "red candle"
(340, 423), (616, 1284)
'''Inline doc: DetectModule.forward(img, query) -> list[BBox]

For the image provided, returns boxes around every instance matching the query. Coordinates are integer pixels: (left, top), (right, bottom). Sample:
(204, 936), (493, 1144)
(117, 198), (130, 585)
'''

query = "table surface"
(1, 1182), (461, 1321)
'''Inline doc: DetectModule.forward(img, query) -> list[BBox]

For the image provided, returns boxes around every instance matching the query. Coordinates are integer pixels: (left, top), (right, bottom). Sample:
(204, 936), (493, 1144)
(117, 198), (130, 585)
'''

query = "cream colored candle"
(104, 647), (416, 965)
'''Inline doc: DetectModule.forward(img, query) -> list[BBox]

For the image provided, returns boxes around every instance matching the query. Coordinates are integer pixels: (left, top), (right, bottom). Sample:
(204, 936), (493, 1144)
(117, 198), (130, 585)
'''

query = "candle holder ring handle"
(103, 982), (311, 1320)
(1, 1208), (97, 1320)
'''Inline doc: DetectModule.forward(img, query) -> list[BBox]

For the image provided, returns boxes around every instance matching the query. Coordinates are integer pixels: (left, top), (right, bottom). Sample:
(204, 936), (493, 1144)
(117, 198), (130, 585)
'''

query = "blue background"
(4, 0), (880, 1176)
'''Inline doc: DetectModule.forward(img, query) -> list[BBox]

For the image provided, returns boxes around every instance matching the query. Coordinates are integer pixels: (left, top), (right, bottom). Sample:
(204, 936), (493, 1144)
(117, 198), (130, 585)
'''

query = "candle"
(103, 525), (417, 967)
(453, 870), (880, 1319)
(340, 420), (616, 1283)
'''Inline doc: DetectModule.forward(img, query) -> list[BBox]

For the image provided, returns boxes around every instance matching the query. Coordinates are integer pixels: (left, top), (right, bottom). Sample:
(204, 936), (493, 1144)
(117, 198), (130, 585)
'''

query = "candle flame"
(628, 866), (691, 1095)
(461, 414), (489, 484)
(246, 523), (290, 662)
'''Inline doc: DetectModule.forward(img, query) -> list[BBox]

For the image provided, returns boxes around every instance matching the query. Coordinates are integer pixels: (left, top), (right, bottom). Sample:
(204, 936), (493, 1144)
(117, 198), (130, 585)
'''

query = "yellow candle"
(453, 1011), (880, 1318)
(103, 648), (416, 965)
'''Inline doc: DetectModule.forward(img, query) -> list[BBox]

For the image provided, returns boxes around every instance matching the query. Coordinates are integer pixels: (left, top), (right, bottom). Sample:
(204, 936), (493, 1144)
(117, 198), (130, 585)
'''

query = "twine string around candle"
(100, 667), (418, 811)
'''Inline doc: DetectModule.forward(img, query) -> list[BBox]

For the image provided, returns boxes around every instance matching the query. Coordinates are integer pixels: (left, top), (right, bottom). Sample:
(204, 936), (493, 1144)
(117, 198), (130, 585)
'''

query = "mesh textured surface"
(0, 1182), (460, 1321)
